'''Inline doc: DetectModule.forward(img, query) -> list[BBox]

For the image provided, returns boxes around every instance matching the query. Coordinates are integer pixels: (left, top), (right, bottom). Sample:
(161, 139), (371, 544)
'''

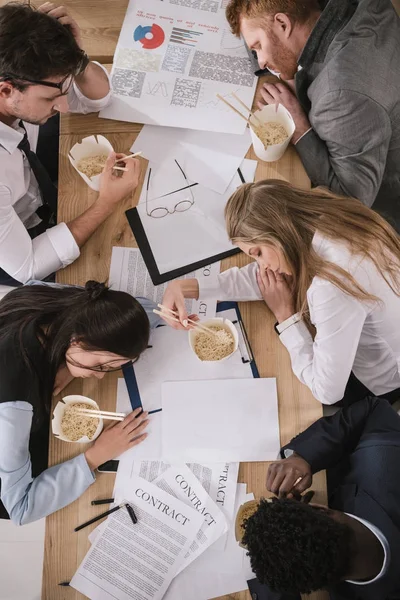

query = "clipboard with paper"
(120, 301), (259, 418)
(125, 158), (257, 285)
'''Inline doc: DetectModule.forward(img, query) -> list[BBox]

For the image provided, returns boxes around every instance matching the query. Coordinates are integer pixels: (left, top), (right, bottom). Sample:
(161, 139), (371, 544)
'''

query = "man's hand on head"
(258, 82), (311, 144)
(266, 452), (312, 498)
(38, 3), (83, 49)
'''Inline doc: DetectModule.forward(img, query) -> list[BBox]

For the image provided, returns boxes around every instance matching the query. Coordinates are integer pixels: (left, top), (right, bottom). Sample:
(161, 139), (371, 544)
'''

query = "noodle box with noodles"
(52, 395), (103, 443)
(68, 134), (114, 191)
(189, 317), (239, 363)
(249, 104), (295, 162)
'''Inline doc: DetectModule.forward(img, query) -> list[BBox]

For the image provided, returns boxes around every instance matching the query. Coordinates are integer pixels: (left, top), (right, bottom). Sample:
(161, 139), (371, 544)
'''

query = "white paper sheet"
(116, 306), (254, 412)
(152, 465), (227, 573)
(164, 483), (255, 600)
(99, 0), (257, 133)
(162, 378), (280, 462)
(109, 247), (219, 320)
(71, 477), (204, 600)
(135, 158), (257, 274)
(130, 126), (251, 194)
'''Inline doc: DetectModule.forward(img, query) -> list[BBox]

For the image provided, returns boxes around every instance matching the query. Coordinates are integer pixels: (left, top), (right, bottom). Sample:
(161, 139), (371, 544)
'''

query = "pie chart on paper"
(134, 24), (165, 49)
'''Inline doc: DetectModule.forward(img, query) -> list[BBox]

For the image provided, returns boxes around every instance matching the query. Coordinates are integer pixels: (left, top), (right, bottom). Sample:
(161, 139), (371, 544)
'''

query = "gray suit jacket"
(294, 0), (400, 230)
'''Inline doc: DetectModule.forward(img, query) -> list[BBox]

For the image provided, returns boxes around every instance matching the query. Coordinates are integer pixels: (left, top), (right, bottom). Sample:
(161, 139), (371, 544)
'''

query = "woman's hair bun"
(85, 280), (108, 301)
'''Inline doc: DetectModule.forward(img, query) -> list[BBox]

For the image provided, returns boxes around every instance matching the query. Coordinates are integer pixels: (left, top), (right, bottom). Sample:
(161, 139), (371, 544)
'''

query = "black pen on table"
(74, 502), (124, 532)
(91, 498), (114, 506)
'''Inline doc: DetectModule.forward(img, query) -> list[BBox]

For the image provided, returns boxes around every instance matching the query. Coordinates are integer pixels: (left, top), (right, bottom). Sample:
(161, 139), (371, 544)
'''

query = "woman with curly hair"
(0, 281), (159, 524)
(162, 181), (400, 405)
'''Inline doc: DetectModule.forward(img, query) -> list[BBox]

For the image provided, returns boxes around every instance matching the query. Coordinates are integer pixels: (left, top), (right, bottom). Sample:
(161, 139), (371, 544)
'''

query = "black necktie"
(18, 122), (57, 227)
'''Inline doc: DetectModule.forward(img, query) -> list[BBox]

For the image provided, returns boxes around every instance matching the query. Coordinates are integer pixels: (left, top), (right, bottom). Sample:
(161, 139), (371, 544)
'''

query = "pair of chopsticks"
(153, 304), (219, 337)
(216, 92), (261, 132)
(112, 150), (143, 172)
(74, 502), (138, 532)
(73, 408), (126, 422)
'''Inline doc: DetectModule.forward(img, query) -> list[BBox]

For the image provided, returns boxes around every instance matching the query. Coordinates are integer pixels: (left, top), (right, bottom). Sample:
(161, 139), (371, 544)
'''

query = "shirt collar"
(0, 119), (25, 154)
(344, 513), (390, 586)
(298, 0), (357, 70)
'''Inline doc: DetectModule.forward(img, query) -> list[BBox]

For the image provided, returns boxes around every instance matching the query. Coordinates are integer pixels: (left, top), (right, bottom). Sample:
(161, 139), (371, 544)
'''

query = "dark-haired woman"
(0, 281), (159, 524)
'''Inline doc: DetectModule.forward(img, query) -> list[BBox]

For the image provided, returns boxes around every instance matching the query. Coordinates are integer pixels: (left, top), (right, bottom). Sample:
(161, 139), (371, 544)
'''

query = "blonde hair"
(225, 180), (400, 317)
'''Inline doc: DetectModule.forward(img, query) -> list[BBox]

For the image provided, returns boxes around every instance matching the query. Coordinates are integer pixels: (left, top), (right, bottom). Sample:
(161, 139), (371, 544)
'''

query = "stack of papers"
(72, 461), (255, 600)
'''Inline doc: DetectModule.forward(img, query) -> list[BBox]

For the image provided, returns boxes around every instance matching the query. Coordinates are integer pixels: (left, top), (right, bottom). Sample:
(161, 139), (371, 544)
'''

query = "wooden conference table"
(43, 81), (328, 600)
(2, 0), (397, 63)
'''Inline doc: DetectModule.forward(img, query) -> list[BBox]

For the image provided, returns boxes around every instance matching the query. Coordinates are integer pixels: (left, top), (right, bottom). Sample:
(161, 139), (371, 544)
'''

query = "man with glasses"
(237, 397), (400, 599)
(0, 2), (140, 285)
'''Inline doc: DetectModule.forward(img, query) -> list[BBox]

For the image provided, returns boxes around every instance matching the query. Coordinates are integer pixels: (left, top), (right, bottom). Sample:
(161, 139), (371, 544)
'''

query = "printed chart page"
(100, 0), (257, 133)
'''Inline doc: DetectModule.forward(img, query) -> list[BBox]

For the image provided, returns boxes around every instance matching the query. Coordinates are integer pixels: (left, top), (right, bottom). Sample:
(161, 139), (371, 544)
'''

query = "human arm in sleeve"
(279, 281), (367, 405)
(295, 90), (391, 207)
(281, 397), (390, 473)
(0, 185), (79, 283)
(198, 262), (263, 301)
(0, 402), (95, 525)
(67, 62), (111, 114)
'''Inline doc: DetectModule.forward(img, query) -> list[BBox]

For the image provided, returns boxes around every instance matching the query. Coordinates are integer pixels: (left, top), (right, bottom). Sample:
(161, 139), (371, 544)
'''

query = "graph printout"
(100, 0), (257, 133)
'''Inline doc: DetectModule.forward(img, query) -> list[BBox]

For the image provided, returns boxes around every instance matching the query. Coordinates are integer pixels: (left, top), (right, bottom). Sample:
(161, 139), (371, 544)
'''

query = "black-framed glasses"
(66, 356), (140, 374)
(0, 52), (90, 95)
(146, 159), (197, 219)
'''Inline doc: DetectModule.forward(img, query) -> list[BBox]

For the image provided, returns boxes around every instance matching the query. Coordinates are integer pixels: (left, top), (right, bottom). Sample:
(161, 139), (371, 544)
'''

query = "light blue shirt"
(0, 296), (160, 525)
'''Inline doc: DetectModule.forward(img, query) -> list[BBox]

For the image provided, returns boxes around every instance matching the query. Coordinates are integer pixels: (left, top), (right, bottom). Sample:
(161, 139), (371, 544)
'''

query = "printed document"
(109, 246), (219, 319)
(70, 477), (204, 600)
(100, 0), (257, 133)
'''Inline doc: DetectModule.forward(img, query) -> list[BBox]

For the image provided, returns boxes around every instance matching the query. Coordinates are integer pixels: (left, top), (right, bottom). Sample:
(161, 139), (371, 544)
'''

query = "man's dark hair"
(0, 2), (85, 90)
(242, 498), (354, 594)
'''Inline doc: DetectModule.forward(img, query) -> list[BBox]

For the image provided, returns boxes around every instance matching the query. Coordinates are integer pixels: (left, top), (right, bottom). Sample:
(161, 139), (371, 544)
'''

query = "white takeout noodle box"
(68, 134), (113, 191)
(52, 394), (103, 443)
(189, 317), (239, 363)
(249, 104), (295, 162)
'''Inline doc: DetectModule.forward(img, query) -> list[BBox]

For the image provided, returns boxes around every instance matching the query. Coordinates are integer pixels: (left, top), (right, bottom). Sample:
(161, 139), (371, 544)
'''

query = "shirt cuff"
(72, 62), (112, 112)
(77, 452), (96, 485)
(45, 222), (80, 268)
(279, 319), (312, 350)
(294, 127), (313, 146)
(198, 276), (220, 300)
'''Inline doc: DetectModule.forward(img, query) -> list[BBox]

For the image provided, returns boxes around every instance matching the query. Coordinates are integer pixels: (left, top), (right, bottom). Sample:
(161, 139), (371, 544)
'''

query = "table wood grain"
(44, 103), (327, 599)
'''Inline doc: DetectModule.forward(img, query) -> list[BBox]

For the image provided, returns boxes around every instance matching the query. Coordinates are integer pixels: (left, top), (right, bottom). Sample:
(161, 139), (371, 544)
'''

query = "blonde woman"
(162, 181), (400, 405)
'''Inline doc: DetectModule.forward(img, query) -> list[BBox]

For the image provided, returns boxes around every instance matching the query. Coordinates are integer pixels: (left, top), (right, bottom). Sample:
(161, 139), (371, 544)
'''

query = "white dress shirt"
(345, 513), (389, 585)
(199, 232), (400, 404)
(0, 63), (111, 283)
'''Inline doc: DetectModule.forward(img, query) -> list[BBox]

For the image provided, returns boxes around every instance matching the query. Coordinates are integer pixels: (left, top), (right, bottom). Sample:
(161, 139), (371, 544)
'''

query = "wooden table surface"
(43, 103), (328, 600)
(2, 0), (397, 63)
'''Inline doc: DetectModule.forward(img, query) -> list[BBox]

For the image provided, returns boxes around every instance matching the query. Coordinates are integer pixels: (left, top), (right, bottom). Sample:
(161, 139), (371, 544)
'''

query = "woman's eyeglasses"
(146, 159), (197, 219)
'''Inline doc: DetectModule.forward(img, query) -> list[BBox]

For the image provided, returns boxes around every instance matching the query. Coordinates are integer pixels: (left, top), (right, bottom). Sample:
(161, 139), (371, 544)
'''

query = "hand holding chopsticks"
(154, 304), (218, 337)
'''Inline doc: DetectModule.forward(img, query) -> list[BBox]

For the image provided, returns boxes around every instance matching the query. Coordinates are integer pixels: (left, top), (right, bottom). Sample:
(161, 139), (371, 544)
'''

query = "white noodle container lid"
(249, 104), (295, 162)
(68, 134), (114, 191)
(189, 317), (239, 363)
(52, 395), (103, 443)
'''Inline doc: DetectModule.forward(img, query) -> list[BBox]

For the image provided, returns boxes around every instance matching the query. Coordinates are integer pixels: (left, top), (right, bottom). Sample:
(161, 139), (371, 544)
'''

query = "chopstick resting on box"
(216, 94), (258, 133)
(73, 408), (126, 422)
(231, 92), (262, 125)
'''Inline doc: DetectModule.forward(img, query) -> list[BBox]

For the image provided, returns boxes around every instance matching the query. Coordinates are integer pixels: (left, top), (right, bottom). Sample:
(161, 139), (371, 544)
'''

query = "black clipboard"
(124, 208), (240, 286)
(124, 166), (247, 286)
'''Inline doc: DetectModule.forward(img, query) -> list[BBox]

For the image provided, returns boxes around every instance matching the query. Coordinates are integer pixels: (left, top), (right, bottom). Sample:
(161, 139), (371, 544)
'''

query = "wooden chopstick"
(216, 94), (257, 132)
(74, 412), (124, 422)
(231, 92), (262, 125)
(157, 304), (219, 337)
(74, 408), (126, 421)
(74, 408), (126, 417)
(121, 151), (143, 160)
